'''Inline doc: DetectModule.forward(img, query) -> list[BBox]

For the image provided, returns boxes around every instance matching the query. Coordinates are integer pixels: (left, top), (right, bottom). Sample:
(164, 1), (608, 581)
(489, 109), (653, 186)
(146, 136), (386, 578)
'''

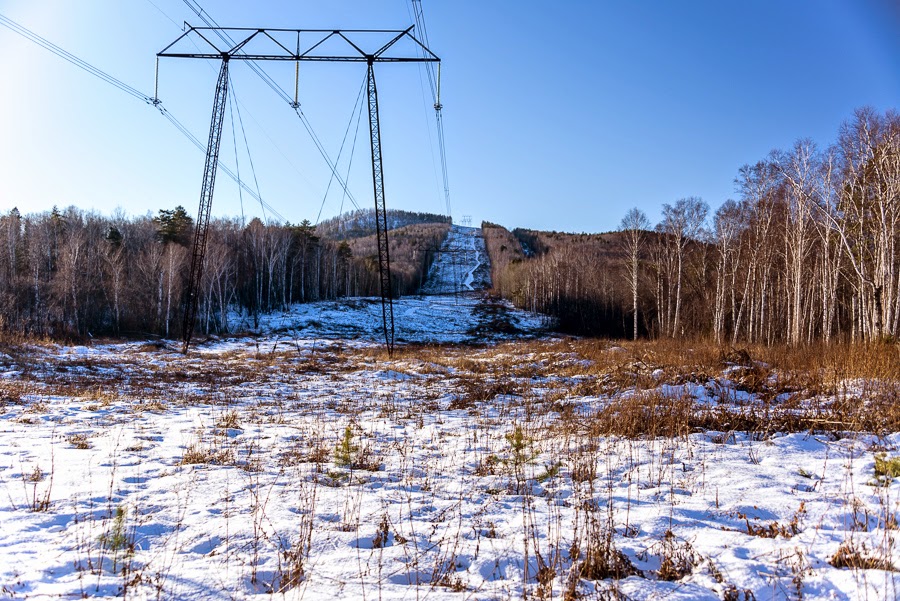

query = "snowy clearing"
(224, 294), (546, 347)
(420, 225), (491, 296)
(1, 231), (899, 600)
(1, 317), (900, 599)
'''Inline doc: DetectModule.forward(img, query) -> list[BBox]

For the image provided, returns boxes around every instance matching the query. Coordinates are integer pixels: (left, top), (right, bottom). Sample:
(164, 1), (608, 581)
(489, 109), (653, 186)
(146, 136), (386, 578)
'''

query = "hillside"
(339, 221), (451, 297)
(483, 223), (637, 337)
(316, 208), (452, 240)
(482, 222), (717, 339)
(419, 225), (491, 295)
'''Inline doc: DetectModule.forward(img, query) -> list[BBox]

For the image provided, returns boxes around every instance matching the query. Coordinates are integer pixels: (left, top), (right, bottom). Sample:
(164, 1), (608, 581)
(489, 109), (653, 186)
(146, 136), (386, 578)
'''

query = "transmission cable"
(0, 10), (288, 221)
(339, 82), (367, 221)
(413, 48), (444, 214)
(408, 0), (451, 217)
(229, 73), (267, 222)
(227, 78), (246, 224)
(181, 0), (361, 211)
(156, 105), (285, 222)
(0, 12), (154, 104)
(143, 0), (182, 29)
(409, 0), (438, 105)
(315, 73), (367, 225)
(151, 0), (300, 223)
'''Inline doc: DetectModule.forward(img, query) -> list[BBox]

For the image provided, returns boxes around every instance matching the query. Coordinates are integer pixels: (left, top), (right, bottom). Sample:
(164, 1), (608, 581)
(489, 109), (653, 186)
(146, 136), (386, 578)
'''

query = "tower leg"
(366, 60), (395, 356)
(182, 58), (229, 353)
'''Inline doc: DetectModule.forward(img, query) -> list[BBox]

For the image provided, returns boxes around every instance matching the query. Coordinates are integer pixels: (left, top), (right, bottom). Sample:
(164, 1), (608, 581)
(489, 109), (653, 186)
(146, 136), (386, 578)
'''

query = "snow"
(224, 294), (546, 347)
(0, 229), (899, 599)
(419, 225), (491, 296)
(3, 338), (899, 600)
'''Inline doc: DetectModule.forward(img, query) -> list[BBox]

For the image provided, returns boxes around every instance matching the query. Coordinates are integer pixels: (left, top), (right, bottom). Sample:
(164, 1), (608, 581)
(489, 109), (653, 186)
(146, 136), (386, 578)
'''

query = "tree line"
(483, 225), (630, 336)
(0, 206), (447, 340)
(316, 208), (451, 240)
(484, 107), (900, 345)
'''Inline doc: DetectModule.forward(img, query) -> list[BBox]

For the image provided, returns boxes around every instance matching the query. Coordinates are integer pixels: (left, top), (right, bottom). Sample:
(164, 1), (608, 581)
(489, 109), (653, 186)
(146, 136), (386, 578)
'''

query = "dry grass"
(4, 336), (898, 445)
(576, 514), (639, 581)
(179, 443), (235, 466)
(2, 337), (898, 446)
(584, 391), (695, 439)
(830, 540), (898, 571)
(564, 338), (898, 389)
(655, 530), (696, 581)
(67, 433), (91, 450)
(0, 380), (39, 406)
(216, 410), (241, 430)
(1, 334), (899, 599)
(741, 502), (804, 539)
(525, 338), (900, 438)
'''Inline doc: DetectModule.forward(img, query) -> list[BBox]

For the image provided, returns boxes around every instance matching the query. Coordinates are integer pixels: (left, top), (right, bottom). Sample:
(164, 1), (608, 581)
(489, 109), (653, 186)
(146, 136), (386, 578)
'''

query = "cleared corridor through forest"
(419, 224), (491, 295)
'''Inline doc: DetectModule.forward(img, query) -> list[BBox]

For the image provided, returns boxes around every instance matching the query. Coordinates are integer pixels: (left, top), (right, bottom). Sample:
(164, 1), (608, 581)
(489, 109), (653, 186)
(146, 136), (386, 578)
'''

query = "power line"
(0, 13), (154, 104)
(339, 82), (367, 222)
(316, 74), (368, 225)
(409, 0), (451, 218)
(229, 76), (269, 222)
(158, 20), (442, 356)
(0, 11), (286, 222)
(180, 0), (362, 212)
(410, 0), (438, 104)
(143, 0), (182, 29)
(149, 0), (302, 223)
(156, 105), (285, 221)
(226, 78), (246, 224)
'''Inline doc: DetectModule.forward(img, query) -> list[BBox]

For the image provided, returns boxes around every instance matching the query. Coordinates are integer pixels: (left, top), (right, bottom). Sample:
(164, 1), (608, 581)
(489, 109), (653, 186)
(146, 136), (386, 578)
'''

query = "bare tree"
(659, 197), (708, 337)
(102, 226), (126, 334)
(619, 208), (650, 340)
(833, 108), (900, 340)
(776, 140), (819, 345)
(811, 147), (843, 343)
(732, 161), (778, 343)
(712, 200), (742, 343)
(0, 209), (23, 330)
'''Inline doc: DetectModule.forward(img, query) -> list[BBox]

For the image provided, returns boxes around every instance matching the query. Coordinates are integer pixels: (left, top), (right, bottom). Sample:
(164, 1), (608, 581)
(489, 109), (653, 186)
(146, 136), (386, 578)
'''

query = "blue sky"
(1, 1), (899, 232)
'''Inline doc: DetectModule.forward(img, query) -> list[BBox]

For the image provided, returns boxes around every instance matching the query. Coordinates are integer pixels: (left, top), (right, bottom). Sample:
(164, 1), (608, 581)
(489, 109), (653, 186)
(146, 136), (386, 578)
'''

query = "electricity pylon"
(157, 26), (440, 354)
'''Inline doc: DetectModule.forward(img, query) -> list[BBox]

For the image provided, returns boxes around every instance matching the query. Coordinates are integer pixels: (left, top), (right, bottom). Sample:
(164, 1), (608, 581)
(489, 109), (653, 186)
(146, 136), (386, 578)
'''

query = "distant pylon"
(461, 215), (472, 227)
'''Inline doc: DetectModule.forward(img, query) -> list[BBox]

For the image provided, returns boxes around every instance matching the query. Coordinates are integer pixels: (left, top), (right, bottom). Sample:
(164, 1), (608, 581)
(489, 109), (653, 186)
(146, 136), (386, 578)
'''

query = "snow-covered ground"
(419, 225), (491, 296)
(2, 331), (900, 600)
(225, 295), (547, 347)
(1, 250), (899, 599)
(216, 224), (527, 347)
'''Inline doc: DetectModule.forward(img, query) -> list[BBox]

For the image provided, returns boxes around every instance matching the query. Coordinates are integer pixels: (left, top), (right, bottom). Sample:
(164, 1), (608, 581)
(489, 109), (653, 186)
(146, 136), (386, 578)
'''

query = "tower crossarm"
(158, 26), (440, 63)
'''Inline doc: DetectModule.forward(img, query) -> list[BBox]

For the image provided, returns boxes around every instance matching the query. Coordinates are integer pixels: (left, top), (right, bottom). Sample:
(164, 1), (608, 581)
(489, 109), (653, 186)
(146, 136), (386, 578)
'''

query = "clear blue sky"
(1, 1), (899, 232)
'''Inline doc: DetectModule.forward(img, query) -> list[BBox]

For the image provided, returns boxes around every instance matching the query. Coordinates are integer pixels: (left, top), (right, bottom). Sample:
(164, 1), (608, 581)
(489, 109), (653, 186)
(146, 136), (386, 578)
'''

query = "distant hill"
(339, 222), (451, 297)
(512, 228), (626, 260)
(482, 222), (672, 338)
(316, 209), (451, 240)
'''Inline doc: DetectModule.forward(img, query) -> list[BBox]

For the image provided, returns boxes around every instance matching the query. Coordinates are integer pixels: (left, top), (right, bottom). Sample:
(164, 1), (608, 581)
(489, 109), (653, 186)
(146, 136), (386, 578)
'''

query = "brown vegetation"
(342, 222), (450, 297)
(483, 107), (900, 346)
(484, 225), (631, 336)
(0, 207), (449, 341)
(2, 335), (898, 598)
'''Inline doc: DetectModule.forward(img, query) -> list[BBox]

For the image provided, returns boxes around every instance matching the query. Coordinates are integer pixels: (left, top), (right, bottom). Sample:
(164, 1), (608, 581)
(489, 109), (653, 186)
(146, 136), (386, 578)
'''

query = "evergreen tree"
(153, 206), (193, 246)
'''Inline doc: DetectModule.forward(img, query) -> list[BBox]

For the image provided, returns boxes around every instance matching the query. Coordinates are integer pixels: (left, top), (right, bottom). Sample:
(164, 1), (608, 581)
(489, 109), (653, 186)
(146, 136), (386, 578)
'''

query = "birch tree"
(619, 208), (650, 340)
(712, 199), (742, 343)
(659, 197), (708, 338)
(776, 140), (819, 345)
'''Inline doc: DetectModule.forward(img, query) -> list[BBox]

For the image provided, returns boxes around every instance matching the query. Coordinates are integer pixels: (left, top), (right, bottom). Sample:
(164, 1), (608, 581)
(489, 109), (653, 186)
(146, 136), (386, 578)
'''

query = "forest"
(484, 107), (900, 344)
(2, 106), (898, 347)
(0, 206), (447, 340)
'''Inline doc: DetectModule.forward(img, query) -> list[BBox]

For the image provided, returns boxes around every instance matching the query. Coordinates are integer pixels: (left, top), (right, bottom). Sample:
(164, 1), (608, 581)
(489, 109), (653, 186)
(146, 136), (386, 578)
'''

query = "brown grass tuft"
(829, 540), (897, 571)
